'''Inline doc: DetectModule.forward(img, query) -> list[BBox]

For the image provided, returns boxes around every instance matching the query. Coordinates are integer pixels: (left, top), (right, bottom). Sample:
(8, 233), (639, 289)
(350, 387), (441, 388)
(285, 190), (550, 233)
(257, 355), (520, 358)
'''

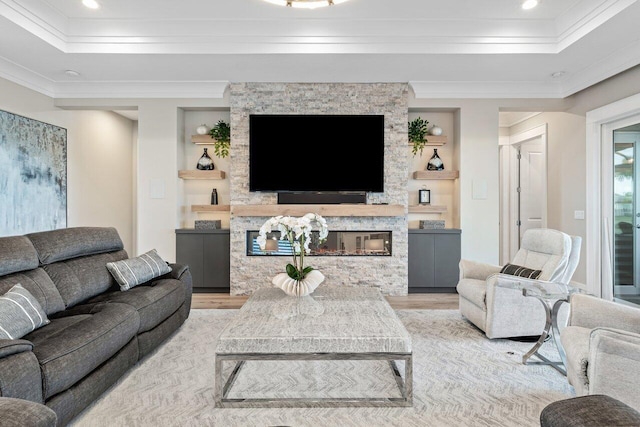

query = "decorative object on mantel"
(196, 148), (214, 170)
(262, 0), (351, 9)
(426, 148), (445, 171)
(420, 220), (445, 229)
(408, 116), (429, 157)
(429, 125), (443, 136)
(208, 120), (230, 158)
(258, 213), (329, 297)
(196, 124), (208, 135)
(195, 220), (221, 230)
(418, 189), (431, 205)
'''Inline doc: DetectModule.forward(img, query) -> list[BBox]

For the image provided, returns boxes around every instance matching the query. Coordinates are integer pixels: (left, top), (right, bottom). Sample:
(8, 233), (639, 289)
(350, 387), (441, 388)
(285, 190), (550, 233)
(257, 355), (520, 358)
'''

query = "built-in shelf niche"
(178, 170), (226, 180)
(408, 205), (447, 214)
(412, 170), (459, 180)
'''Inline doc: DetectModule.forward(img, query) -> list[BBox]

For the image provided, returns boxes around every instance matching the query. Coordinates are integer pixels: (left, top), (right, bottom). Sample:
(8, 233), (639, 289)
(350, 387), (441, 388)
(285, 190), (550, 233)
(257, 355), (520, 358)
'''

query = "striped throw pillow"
(0, 284), (50, 340)
(106, 249), (172, 291)
(500, 263), (542, 280)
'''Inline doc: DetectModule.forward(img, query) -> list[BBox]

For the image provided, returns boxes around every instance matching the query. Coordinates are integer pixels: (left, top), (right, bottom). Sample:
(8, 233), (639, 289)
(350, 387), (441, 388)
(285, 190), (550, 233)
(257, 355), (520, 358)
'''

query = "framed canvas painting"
(0, 110), (67, 236)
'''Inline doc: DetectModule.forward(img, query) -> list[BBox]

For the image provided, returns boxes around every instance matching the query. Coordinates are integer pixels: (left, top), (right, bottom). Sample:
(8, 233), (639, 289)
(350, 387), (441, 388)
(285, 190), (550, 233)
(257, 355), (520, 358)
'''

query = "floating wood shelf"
(412, 170), (459, 180)
(408, 205), (447, 214)
(409, 135), (448, 146)
(231, 204), (405, 217)
(178, 170), (226, 180)
(191, 135), (219, 144)
(191, 205), (231, 213)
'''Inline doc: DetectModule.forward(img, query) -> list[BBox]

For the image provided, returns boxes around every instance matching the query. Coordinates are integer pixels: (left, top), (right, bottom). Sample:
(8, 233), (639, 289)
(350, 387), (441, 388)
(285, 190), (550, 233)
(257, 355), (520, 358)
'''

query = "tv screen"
(249, 114), (384, 192)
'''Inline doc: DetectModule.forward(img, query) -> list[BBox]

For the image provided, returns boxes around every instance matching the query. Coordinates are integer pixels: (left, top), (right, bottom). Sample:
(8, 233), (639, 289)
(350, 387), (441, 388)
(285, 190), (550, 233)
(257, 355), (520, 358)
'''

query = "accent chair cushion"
(500, 263), (542, 279)
(456, 278), (487, 308)
(0, 284), (50, 340)
(106, 249), (172, 291)
(511, 229), (571, 281)
(560, 325), (591, 395)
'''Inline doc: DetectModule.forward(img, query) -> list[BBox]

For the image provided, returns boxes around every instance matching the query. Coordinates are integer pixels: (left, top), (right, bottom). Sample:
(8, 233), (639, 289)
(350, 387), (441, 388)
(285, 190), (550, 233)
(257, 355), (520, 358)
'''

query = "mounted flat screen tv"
(249, 114), (384, 192)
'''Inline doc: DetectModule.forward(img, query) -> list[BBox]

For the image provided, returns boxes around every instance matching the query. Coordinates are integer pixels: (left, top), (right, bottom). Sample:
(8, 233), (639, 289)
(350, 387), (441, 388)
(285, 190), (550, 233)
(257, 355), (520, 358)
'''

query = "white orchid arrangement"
(257, 213), (329, 281)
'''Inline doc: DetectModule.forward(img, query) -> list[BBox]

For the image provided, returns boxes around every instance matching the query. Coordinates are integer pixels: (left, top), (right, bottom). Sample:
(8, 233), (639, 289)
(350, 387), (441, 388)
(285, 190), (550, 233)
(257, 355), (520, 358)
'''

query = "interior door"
(613, 124), (640, 304)
(509, 135), (546, 259)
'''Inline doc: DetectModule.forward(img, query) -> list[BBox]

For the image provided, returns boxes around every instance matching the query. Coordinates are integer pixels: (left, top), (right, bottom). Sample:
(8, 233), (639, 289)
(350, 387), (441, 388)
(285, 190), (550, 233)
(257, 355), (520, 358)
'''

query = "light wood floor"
(192, 293), (459, 310)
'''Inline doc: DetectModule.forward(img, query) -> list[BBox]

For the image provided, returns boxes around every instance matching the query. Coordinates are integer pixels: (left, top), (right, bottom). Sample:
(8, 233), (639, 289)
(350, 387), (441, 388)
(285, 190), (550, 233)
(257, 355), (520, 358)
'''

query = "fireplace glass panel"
(246, 231), (392, 256)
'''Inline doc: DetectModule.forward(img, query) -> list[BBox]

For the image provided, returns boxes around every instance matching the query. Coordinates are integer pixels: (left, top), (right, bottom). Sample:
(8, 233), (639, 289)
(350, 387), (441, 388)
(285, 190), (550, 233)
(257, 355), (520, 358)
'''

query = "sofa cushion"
(25, 302), (139, 399)
(456, 278), (486, 308)
(86, 279), (185, 333)
(0, 284), (50, 340)
(561, 325), (591, 394)
(0, 268), (65, 316)
(0, 236), (39, 276)
(43, 251), (128, 308)
(0, 397), (57, 427)
(106, 249), (172, 291)
(27, 227), (124, 265)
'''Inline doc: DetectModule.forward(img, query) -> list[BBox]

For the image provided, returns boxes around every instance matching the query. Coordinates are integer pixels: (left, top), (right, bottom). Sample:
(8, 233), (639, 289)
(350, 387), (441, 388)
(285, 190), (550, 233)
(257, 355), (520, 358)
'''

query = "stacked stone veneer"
(229, 83), (409, 295)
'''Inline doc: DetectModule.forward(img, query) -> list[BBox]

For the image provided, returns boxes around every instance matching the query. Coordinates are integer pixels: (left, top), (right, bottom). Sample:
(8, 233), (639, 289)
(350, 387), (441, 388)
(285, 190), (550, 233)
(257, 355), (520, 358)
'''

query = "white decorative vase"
(429, 125), (443, 136)
(196, 124), (208, 135)
(272, 269), (325, 297)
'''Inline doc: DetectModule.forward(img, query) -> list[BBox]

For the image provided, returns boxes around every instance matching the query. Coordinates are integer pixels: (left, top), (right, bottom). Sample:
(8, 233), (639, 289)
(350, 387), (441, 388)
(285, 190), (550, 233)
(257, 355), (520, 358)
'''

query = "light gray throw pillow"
(0, 284), (50, 340)
(106, 249), (172, 291)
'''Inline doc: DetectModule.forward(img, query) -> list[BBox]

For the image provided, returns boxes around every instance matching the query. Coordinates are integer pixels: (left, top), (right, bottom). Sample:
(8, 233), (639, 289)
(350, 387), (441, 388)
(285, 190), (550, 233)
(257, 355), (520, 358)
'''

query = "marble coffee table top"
(216, 286), (412, 354)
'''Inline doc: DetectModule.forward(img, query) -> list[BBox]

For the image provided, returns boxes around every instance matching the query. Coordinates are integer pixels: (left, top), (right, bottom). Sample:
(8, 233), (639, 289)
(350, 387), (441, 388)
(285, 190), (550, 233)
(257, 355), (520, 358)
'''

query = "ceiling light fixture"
(65, 70), (81, 77)
(82, 0), (100, 9)
(522, 0), (539, 10)
(262, 0), (350, 9)
(551, 71), (566, 78)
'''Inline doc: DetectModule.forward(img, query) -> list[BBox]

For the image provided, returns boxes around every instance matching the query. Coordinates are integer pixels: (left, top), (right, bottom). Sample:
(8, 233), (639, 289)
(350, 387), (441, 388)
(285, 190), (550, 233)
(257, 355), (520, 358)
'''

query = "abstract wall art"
(0, 110), (67, 236)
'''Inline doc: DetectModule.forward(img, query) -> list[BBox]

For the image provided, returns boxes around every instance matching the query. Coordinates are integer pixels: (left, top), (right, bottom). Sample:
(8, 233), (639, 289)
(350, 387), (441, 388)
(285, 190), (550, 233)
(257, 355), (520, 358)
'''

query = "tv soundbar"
(277, 192), (367, 205)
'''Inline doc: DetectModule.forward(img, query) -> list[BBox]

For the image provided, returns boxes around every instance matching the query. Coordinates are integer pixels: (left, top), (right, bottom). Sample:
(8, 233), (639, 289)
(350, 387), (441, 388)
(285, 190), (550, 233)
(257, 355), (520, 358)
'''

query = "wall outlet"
(574, 210), (585, 220)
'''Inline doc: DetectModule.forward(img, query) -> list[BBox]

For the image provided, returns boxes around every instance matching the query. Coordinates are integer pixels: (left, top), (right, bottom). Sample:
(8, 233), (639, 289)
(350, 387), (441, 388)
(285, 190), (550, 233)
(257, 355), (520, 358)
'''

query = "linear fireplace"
(246, 230), (392, 256)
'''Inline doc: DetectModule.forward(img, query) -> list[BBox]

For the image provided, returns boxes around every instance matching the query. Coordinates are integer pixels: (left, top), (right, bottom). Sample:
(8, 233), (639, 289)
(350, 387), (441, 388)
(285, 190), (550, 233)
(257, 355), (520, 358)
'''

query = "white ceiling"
(1, 0), (639, 99)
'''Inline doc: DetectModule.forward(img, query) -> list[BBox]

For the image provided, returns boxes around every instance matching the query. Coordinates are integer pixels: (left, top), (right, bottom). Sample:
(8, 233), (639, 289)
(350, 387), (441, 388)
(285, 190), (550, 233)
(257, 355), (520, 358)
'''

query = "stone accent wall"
(229, 83), (409, 295)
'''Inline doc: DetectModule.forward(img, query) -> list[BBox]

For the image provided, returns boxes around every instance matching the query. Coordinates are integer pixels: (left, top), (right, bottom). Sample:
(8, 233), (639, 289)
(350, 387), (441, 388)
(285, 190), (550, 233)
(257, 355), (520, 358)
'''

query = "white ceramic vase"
(429, 125), (443, 136)
(196, 124), (208, 135)
(272, 269), (325, 297)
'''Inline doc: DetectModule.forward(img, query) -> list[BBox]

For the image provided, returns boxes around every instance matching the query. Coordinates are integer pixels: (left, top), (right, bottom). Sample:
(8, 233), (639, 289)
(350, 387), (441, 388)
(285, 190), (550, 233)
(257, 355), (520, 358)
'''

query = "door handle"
(637, 224), (640, 229)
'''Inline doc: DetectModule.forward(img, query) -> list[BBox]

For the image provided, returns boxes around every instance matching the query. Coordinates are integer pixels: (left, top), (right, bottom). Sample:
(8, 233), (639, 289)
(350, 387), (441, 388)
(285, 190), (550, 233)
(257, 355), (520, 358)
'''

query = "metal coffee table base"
(214, 352), (413, 408)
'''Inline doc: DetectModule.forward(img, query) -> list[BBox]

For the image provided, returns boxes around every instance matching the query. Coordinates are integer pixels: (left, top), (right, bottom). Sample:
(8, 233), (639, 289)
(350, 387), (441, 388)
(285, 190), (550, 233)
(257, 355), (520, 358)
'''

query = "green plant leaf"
(286, 263), (299, 280)
(302, 266), (314, 275)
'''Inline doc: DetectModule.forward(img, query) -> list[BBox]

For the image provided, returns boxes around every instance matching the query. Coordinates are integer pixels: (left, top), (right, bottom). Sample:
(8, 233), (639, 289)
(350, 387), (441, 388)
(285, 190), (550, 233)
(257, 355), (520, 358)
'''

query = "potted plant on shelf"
(208, 120), (231, 158)
(409, 117), (429, 156)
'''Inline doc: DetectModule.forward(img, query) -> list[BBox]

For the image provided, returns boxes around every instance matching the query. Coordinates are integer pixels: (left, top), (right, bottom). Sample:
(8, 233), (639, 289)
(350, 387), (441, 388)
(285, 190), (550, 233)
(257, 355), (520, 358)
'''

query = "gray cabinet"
(408, 229), (461, 293)
(175, 229), (230, 293)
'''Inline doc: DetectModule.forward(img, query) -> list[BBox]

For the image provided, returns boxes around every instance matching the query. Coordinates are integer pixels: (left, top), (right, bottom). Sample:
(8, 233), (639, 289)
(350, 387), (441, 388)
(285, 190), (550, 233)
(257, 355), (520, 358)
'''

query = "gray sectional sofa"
(0, 227), (192, 426)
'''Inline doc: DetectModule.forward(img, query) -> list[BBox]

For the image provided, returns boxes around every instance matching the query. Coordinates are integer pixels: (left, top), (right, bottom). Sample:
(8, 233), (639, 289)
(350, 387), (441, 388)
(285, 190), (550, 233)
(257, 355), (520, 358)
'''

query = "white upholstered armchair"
(561, 294), (640, 411)
(457, 228), (582, 339)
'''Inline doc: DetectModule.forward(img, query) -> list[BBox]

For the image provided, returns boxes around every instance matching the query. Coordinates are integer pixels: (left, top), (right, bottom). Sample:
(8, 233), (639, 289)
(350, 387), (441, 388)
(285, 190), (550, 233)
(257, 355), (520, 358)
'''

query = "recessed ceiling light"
(551, 71), (566, 78)
(262, 0), (350, 9)
(522, 0), (539, 10)
(65, 70), (81, 77)
(82, 0), (100, 9)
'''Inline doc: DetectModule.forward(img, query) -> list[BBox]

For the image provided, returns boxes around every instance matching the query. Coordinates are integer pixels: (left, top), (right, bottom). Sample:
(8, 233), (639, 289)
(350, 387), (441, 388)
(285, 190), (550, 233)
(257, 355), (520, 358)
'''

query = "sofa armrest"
(569, 294), (640, 334)
(0, 397), (57, 427)
(0, 339), (33, 359)
(167, 263), (189, 281)
(587, 328), (640, 409)
(459, 259), (502, 281)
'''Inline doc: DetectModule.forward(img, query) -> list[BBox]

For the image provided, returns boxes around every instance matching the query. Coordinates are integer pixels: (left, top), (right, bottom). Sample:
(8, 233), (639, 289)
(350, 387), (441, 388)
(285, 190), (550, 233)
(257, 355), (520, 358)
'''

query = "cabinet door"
(203, 233), (230, 290)
(434, 234), (461, 288)
(176, 234), (204, 289)
(408, 233), (435, 288)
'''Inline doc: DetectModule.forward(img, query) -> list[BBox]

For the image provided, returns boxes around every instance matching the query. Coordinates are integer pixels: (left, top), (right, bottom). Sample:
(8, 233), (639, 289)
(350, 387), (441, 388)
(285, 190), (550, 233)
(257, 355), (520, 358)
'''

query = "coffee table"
(214, 286), (413, 408)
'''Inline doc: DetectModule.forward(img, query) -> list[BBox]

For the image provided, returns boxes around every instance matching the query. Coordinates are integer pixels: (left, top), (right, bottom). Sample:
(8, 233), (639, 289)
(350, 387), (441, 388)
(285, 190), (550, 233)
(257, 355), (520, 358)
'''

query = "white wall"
(0, 78), (135, 254)
(508, 112), (587, 284)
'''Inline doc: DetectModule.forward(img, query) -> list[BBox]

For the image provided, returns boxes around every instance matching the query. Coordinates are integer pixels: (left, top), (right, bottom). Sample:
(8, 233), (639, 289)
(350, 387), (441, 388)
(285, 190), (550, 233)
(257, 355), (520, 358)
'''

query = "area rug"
(71, 310), (574, 426)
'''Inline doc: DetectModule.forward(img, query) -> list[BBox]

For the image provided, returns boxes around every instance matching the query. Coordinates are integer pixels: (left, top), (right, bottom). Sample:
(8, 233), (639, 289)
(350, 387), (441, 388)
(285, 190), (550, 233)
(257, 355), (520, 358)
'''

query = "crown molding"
(409, 81), (563, 99)
(0, 55), (55, 97)
(53, 81), (230, 99)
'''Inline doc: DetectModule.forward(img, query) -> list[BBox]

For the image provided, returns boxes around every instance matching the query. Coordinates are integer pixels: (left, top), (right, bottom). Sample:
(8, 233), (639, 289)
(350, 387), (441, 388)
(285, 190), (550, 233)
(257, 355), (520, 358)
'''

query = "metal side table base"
(521, 296), (568, 376)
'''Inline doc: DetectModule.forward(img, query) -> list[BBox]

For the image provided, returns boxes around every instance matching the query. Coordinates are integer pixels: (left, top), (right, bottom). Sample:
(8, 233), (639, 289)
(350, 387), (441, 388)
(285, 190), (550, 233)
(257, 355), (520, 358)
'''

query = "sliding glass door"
(613, 123), (640, 305)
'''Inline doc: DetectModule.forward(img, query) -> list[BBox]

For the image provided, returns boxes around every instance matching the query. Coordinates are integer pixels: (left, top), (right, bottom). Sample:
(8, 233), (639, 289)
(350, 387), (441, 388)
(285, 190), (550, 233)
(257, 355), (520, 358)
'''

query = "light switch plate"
(574, 210), (585, 220)
(150, 179), (165, 199)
